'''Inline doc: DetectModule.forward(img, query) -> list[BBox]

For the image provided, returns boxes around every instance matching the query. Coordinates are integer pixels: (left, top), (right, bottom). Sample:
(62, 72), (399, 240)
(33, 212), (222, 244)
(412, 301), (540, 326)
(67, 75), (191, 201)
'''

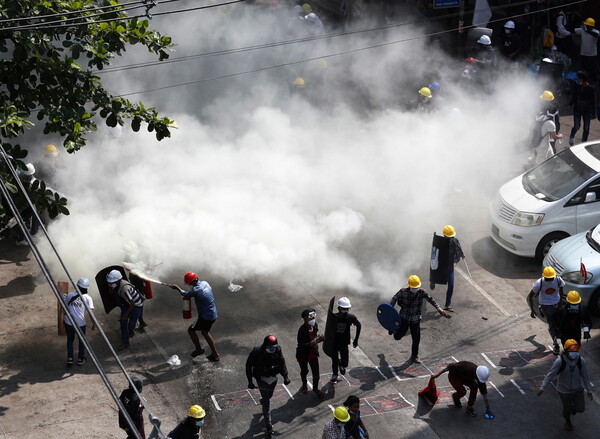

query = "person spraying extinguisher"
(169, 272), (220, 361)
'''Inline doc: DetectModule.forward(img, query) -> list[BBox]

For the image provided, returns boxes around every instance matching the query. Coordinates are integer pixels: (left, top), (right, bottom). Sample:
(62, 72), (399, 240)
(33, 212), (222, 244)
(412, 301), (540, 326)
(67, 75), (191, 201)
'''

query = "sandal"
(444, 307), (455, 312)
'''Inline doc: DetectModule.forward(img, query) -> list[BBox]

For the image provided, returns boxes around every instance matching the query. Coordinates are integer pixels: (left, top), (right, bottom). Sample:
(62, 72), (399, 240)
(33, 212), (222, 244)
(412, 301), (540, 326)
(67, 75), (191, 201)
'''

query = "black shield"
(430, 233), (450, 285)
(95, 265), (127, 315)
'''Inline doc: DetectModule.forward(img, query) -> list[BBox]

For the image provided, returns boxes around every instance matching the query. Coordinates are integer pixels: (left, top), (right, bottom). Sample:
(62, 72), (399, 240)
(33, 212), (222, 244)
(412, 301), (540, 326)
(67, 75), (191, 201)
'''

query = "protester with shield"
(429, 225), (465, 312)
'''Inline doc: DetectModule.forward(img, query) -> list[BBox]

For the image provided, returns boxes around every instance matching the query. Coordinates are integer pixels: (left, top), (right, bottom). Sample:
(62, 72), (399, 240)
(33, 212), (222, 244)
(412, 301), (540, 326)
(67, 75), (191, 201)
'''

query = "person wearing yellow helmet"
(557, 290), (592, 346)
(442, 225), (465, 312)
(538, 339), (593, 431)
(389, 275), (449, 364)
(36, 144), (60, 186)
(574, 18), (599, 82)
(322, 405), (351, 439)
(167, 405), (206, 438)
(527, 266), (565, 354)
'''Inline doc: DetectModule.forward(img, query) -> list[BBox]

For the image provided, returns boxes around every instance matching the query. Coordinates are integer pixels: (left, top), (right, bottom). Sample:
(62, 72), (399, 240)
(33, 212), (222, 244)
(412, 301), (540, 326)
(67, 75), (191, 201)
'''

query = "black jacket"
(168, 417), (200, 439)
(296, 323), (320, 361)
(246, 345), (289, 382)
(118, 388), (143, 431)
(333, 312), (361, 346)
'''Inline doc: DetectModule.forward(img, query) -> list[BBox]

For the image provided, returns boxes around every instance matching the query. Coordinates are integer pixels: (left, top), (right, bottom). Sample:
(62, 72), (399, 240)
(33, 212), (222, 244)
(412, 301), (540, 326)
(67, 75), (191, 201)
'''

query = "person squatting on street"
(343, 395), (369, 438)
(118, 375), (145, 439)
(390, 275), (449, 364)
(431, 361), (492, 418)
(442, 225), (465, 312)
(63, 277), (95, 366)
(169, 272), (219, 361)
(321, 406), (351, 439)
(527, 266), (565, 355)
(331, 296), (361, 383)
(296, 308), (325, 399)
(107, 269), (145, 351)
(557, 291), (592, 347)
(246, 335), (290, 438)
(538, 339), (593, 431)
(166, 405), (205, 439)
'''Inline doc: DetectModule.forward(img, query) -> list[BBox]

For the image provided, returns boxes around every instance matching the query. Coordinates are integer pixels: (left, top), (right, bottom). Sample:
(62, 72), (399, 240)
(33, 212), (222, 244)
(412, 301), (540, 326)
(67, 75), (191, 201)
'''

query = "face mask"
(308, 319), (316, 326)
(505, 29), (510, 34)
(109, 283), (117, 289)
(265, 346), (277, 354)
(410, 288), (419, 293)
(349, 410), (356, 414)
(340, 309), (349, 314)
(568, 352), (580, 360)
(195, 420), (204, 427)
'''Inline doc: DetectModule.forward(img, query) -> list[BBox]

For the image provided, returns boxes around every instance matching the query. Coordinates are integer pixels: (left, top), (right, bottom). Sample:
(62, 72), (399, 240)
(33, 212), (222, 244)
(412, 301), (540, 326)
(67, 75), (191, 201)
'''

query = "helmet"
(566, 291), (581, 304)
(334, 406), (351, 422)
(188, 405), (206, 419)
(443, 225), (456, 237)
(476, 365), (490, 383)
(184, 272), (199, 284)
(477, 35), (491, 45)
(77, 277), (90, 289)
(564, 339), (580, 352)
(338, 297), (352, 308)
(305, 13), (318, 23)
(293, 77), (305, 88)
(407, 275), (421, 289)
(106, 270), (123, 283)
(23, 163), (36, 176)
(302, 3), (312, 13)
(584, 17), (595, 27)
(540, 90), (554, 101)
(542, 266), (556, 279)
(465, 57), (476, 63)
(504, 20), (515, 29)
(428, 82), (441, 91)
(263, 335), (278, 347)
(44, 144), (58, 156)
(130, 375), (143, 391)
(418, 87), (432, 99)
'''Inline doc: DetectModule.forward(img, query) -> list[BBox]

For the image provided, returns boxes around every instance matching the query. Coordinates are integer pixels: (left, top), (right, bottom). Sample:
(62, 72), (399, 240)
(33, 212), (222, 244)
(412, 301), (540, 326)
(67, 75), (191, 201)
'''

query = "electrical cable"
(0, 150), (167, 439)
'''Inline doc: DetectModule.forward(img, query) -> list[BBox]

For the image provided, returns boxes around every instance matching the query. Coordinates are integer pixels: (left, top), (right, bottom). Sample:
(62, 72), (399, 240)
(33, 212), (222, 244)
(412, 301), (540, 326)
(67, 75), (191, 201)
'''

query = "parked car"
(489, 141), (600, 260)
(543, 224), (600, 315)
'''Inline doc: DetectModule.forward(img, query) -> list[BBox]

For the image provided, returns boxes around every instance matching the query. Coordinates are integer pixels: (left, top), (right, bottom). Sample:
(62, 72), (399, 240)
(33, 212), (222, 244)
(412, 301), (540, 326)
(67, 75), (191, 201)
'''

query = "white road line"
(282, 384), (295, 400)
(247, 389), (258, 405)
(481, 352), (497, 368)
(328, 404), (335, 412)
(451, 356), (459, 362)
(210, 394), (222, 411)
(514, 350), (528, 362)
(398, 392), (414, 407)
(375, 366), (388, 379)
(363, 398), (379, 414)
(455, 266), (512, 316)
(489, 380), (504, 397)
(510, 379), (526, 395)
(389, 365), (401, 381)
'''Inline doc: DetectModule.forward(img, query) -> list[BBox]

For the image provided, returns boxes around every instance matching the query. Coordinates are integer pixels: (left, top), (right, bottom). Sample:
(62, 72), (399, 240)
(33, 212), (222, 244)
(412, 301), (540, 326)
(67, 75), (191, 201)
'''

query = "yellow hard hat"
(566, 291), (581, 304)
(540, 90), (554, 101)
(542, 266), (556, 278)
(293, 77), (305, 88)
(443, 225), (456, 237)
(302, 3), (312, 13)
(584, 17), (595, 27)
(419, 87), (432, 99)
(188, 405), (206, 419)
(408, 275), (421, 289)
(334, 406), (350, 422)
(564, 339), (580, 352)
(44, 144), (58, 156)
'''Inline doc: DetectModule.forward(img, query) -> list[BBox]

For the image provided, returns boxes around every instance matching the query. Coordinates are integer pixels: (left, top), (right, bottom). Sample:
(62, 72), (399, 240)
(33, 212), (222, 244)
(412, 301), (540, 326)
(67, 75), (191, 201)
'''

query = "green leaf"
(106, 113), (117, 127)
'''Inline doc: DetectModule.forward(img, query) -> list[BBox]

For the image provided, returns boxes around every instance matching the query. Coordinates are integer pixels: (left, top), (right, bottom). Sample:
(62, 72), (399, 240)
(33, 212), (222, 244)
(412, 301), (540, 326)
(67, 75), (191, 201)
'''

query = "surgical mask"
(505, 29), (511, 34)
(568, 352), (580, 360)
(410, 288), (419, 293)
(109, 283), (117, 289)
(195, 420), (205, 427)
(349, 410), (356, 415)
(340, 309), (349, 314)
(308, 319), (316, 326)
(265, 346), (277, 354)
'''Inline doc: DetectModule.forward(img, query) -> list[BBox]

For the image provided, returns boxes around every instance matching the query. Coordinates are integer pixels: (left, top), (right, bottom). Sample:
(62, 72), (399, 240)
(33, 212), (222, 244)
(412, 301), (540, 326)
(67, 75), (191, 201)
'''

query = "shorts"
(191, 317), (216, 332)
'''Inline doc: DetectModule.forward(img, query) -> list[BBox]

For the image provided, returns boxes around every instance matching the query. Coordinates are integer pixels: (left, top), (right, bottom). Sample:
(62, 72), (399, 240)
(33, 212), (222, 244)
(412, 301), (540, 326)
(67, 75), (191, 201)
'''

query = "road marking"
(282, 384), (294, 400)
(489, 381), (505, 397)
(455, 266), (512, 316)
(211, 394), (222, 411)
(481, 352), (496, 368)
(375, 366), (388, 380)
(247, 389), (258, 405)
(510, 379), (526, 394)
(363, 398), (379, 414)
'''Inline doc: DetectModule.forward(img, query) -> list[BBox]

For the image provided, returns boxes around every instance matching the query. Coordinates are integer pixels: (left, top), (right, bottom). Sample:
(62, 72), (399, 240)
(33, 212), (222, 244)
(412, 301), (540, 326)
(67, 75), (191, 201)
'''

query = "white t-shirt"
(63, 292), (94, 327)
(574, 27), (600, 57)
(532, 277), (565, 305)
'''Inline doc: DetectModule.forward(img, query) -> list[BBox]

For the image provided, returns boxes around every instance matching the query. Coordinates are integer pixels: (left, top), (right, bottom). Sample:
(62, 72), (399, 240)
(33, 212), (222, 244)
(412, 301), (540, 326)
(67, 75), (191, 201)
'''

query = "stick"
(463, 258), (472, 279)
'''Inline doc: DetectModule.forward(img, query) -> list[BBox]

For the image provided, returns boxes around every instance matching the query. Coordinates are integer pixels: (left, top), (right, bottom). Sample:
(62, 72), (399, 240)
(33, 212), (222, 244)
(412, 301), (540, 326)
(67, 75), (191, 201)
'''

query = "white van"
(489, 141), (600, 260)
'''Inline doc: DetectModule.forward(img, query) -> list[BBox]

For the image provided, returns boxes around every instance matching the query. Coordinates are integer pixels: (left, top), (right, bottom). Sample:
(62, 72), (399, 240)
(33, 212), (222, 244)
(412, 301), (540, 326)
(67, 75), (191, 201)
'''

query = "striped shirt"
(118, 280), (144, 307)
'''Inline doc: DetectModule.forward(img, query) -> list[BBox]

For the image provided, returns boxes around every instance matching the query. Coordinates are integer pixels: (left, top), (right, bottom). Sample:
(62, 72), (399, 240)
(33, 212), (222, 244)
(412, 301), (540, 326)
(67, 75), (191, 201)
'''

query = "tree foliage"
(0, 0), (175, 229)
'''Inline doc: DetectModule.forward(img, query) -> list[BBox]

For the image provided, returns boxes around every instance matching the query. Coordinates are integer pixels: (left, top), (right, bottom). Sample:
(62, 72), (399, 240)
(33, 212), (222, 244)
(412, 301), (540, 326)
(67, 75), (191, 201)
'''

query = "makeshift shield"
(95, 265), (127, 315)
(430, 233), (450, 285)
(418, 376), (440, 405)
(376, 303), (402, 333)
(322, 296), (337, 358)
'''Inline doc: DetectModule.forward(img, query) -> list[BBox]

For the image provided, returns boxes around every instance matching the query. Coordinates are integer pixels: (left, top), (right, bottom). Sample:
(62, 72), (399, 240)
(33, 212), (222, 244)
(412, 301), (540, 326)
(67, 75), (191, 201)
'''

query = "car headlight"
(562, 271), (593, 285)
(511, 212), (544, 226)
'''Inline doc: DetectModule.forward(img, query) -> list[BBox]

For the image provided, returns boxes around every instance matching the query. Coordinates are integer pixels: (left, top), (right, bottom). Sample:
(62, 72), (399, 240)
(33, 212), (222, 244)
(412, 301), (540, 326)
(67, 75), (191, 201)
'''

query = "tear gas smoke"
(37, 4), (543, 295)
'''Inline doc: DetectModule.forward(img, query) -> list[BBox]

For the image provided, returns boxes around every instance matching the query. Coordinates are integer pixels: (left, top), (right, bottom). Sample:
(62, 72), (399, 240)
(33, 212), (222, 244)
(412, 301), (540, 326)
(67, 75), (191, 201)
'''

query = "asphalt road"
(2, 118), (600, 439)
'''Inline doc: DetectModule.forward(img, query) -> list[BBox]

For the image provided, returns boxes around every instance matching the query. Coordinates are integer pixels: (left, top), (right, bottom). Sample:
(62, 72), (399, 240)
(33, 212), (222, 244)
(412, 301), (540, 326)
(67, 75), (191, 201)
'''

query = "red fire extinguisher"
(182, 297), (192, 319)
(143, 280), (153, 299)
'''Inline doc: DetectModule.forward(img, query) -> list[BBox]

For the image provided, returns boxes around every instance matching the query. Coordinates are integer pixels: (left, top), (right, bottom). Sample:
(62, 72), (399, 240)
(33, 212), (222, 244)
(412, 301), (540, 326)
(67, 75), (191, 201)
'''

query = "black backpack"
(558, 353), (582, 375)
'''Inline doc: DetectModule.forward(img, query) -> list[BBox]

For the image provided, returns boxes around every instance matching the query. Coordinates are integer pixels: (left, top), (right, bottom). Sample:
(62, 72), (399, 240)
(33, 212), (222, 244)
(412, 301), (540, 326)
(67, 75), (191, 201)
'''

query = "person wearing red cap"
(169, 272), (219, 361)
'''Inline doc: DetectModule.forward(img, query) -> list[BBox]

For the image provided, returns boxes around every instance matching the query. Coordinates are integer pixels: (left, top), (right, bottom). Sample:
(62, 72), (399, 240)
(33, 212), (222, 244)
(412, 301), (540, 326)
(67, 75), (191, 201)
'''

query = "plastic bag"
(167, 355), (181, 366)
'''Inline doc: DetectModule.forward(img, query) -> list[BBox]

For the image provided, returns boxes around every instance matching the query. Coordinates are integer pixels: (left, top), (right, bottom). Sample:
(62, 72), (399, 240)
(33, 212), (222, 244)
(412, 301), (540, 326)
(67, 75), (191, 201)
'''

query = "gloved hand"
(353, 340), (358, 348)
(283, 377), (291, 385)
(248, 382), (256, 390)
(584, 330), (591, 340)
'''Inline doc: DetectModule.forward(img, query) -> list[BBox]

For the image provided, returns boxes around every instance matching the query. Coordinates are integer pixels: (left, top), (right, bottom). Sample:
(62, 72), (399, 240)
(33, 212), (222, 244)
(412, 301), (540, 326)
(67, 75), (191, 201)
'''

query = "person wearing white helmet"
(106, 269), (145, 351)
(303, 11), (324, 37)
(13, 163), (41, 246)
(330, 296), (361, 383)
(501, 20), (522, 62)
(63, 277), (95, 366)
(431, 361), (493, 418)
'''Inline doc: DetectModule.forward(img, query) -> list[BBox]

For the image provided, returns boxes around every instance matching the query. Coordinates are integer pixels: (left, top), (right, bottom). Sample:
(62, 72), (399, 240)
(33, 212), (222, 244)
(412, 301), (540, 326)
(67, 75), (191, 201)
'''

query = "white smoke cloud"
(38, 3), (541, 294)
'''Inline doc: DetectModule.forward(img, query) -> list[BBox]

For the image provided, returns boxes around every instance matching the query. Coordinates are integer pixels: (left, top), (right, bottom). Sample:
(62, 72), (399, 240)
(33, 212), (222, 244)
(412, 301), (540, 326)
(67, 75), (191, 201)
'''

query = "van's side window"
(566, 177), (600, 206)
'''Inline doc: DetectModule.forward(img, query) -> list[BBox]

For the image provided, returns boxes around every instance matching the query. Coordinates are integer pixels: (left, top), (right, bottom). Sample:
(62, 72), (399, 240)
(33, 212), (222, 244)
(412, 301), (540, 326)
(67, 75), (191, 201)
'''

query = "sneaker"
(67, 358), (74, 366)
(331, 374), (339, 383)
(569, 138), (574, 146)
(299, 385), (308, 394)
(452, 392), (462, 408)
(191, 348), (205, 357)
(266, 423), (273, 433)
(339, 366), (346, 375)
(77, 358), (85, 366)
(206, 354), (220, 362)
(128, 329), (135, 338)
(466, 406), (478, 417)
(410, 356), (421, 364)
(138, 320), (148, 328)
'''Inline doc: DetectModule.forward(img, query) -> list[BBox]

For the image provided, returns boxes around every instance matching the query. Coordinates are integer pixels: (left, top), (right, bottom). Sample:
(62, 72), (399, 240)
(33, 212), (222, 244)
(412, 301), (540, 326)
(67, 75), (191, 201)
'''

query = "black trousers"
(298, 357), (320, 388)
(332, 344), (349, 374)
(394, 320), (421, 357)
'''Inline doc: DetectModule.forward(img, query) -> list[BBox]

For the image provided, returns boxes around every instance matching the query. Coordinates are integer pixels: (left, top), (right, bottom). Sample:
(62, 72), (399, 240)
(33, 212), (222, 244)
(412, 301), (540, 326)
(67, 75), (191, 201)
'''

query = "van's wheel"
(535, 232), (569, 262)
